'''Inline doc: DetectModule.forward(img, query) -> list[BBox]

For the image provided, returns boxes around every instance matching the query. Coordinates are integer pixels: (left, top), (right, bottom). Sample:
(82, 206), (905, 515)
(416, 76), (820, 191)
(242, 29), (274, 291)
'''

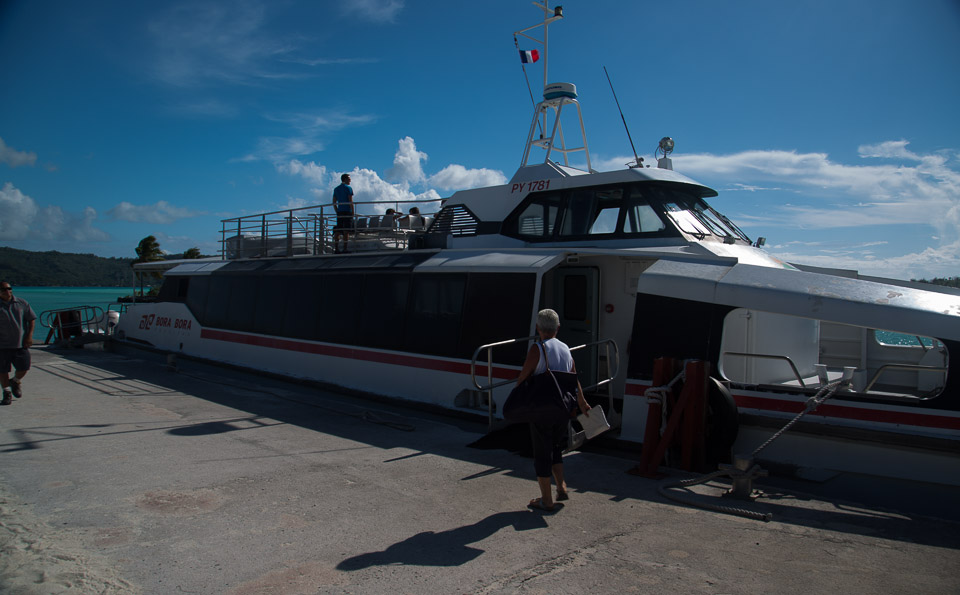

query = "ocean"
(9, 286), (132, 343)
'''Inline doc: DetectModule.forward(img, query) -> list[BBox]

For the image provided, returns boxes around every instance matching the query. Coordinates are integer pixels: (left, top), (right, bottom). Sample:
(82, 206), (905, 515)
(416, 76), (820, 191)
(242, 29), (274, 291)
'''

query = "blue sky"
(1, 0), (958, 280)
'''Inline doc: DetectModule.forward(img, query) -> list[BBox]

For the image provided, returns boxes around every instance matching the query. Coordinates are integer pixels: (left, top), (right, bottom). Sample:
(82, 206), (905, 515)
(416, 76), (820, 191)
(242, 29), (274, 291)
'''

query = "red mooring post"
(629, 357), (676, 477)
(630, 359), (710, 476)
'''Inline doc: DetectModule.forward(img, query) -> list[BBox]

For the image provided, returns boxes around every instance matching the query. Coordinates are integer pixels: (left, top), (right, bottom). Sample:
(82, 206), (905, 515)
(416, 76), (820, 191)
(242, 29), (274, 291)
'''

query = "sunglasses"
(0, 287), (11, 291)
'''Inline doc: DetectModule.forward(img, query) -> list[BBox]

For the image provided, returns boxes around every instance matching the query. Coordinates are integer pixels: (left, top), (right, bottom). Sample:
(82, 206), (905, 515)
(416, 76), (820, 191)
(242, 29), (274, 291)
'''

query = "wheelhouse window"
(502, 182), (746, 243)
(515, 193), (562, 239)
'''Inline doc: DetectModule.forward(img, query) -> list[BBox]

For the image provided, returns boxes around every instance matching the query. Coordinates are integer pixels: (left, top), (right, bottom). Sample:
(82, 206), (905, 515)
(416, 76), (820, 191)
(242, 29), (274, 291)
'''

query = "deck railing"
(218, 198), (445, 259)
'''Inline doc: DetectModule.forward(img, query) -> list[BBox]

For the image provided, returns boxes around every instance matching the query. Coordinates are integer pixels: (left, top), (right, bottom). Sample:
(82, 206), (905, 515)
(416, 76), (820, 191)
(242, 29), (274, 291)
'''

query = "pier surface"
(1, 345), (959, 594)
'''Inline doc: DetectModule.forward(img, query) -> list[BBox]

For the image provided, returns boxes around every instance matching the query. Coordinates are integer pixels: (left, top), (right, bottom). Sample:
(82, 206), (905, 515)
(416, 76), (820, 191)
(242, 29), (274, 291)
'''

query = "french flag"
(519, 49), (540, 64)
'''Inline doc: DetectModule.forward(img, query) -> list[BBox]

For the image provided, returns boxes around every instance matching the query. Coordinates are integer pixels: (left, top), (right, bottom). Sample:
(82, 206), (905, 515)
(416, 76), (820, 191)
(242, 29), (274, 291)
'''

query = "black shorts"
(0, 348), (31, 374)
(334, 213), (354, 231)
(530, 421), (566, 477)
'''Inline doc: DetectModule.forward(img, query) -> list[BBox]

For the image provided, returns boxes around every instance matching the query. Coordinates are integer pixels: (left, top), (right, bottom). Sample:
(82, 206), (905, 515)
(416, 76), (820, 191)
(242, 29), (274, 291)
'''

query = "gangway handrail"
(39, 305), (115, 345)
(864, 363), (947, 393)
(470, 336), (620, 427)
(720, 351), (806, 388)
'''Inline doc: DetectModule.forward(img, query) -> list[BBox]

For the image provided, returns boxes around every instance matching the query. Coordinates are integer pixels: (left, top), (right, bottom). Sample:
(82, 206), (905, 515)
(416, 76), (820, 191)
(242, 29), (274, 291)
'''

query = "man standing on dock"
(332, 173), (355, 254)
(0, 282), (36, 405)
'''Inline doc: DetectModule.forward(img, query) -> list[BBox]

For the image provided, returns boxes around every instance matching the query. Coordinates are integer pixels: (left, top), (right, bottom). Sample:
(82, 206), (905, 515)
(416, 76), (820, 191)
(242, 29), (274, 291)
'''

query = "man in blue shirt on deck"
(0, 282), (36, 405)
(332, 173), (354, 253)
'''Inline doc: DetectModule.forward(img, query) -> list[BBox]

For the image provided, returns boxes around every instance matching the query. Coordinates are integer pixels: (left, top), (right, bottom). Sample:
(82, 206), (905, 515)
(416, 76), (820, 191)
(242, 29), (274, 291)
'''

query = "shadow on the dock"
(10, 346), (960, 553)
(337, 511), (547, 570)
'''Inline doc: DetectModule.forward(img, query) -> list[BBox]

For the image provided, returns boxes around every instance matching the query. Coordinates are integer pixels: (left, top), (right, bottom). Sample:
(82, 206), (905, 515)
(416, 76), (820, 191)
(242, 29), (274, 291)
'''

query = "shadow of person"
(337, 510), (547, 570)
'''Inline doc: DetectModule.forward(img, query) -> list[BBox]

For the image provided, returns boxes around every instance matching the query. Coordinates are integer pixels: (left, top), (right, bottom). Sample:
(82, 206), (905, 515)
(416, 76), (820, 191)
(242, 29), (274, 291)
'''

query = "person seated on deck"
(399, 207), (425, 230)
(379, 208), (400, 230)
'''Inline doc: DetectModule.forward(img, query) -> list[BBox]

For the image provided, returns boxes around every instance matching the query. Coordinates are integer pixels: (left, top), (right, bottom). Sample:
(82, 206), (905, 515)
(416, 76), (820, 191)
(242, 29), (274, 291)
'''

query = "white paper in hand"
(577, 406), (610, 440)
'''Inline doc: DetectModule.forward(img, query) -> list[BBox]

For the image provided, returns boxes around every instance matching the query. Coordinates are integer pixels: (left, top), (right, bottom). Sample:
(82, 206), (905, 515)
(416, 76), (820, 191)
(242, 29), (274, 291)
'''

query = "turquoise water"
(8, 286), (132, 342)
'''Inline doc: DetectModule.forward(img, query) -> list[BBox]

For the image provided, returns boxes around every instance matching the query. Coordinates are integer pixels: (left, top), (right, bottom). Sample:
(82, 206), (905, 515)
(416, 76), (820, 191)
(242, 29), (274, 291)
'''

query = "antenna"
(603, 66), (642, 168)
(514, 3), (563, 138)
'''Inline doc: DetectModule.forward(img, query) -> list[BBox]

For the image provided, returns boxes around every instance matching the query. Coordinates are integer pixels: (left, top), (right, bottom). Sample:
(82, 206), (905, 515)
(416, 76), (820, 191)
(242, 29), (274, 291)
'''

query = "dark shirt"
(0, 297), (37, 349)
(333, 183), (354, 214)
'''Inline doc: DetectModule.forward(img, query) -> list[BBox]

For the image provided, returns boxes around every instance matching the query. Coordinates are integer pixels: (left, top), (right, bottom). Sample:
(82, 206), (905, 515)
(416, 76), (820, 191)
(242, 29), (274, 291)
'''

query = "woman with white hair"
(515, 309), (591, 512)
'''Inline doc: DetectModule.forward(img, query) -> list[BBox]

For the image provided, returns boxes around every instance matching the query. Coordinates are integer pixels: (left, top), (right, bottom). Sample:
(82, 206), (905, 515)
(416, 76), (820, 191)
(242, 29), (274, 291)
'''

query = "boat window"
(254, 276), (290, 336)
(560, 188), (622, 237)
(718, 309), (949, 400)
(404, 275), (466, 356)
(280, 276), (324, 339)
(185, 276), (209, 319)
(560, 190), (594, 236)
(514, 193), (562, 238)
(459, 272), (536, 362)
(315, 274), (362, 344)
(623, 203), (665, 234)
(689, 206), (729, 237)
(663, 202), (711, 237)
(359, 275), (410, 350)
(205, 275), (239, 329)
(706, 206), (751, 242)
(874, 331), (939, 348)
(563, 275), (588, 321)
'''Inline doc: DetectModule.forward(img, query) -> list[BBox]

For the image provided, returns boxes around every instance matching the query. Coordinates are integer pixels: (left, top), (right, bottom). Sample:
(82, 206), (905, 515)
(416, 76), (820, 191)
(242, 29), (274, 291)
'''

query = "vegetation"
(0, 247), (133, 286)
(913, 276), (960, 289)
(134, 235), (164, 264)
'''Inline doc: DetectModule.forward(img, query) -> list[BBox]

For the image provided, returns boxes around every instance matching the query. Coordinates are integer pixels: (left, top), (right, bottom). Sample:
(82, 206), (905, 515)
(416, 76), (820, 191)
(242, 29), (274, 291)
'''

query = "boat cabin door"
(552, 267), (600, 388)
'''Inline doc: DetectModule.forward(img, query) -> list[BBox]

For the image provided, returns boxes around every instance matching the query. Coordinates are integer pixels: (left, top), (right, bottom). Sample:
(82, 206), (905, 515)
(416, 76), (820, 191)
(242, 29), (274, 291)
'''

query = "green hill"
(0, 247), (134, 286)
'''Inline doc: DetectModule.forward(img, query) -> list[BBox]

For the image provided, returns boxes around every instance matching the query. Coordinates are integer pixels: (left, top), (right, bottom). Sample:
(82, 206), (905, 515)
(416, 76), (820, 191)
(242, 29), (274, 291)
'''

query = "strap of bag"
(538, 342), (551, 372)
(539, 341), (566, 394)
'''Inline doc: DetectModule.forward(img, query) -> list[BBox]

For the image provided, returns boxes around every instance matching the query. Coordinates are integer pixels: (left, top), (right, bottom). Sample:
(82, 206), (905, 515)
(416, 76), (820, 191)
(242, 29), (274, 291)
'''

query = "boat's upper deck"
(216, 164), (759, 261)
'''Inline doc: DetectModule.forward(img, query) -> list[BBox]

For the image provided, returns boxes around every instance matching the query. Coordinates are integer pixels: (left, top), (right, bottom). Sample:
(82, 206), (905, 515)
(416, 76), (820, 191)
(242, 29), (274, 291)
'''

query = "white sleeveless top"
(535, 338), (574, 375)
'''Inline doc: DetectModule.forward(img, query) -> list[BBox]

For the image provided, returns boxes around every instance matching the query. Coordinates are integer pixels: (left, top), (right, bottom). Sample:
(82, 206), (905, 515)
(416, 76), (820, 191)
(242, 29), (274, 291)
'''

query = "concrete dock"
(1, 345), (959, 594)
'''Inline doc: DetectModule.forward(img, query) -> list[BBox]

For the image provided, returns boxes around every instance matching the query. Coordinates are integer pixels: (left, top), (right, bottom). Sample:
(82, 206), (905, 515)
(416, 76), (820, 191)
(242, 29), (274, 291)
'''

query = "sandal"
(528, 498), (562, 513)
(556, 490), (569, 501)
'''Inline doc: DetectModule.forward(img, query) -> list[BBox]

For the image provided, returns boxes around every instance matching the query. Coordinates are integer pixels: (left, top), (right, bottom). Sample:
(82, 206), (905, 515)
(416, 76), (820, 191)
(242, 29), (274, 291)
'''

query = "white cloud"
(147, 2), (393, 89)
(240, 110), (376, 163)
(0, 138), (37, 168)
(278, 160), (328, 185)
(148, 1), (296, 88)
(277, 136), (506, 214)
(0, 183), (108, 242)
(348, 168), (441, 211)
(107, 200), (203, 224)
(857, 140), (921, 161)
(770, 240), (960, 281)
(670, 142), (960, 240)
(600, 141), (960, 279)
(0, 183), (39, 239)
(428, 164), (508, 191)
(385, 136), (427, 185)
(341, 0), (404, 23)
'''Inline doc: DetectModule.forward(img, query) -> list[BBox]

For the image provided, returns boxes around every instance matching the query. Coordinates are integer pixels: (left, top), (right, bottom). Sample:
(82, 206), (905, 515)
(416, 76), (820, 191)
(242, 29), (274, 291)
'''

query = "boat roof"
(637, 259), (960, 340)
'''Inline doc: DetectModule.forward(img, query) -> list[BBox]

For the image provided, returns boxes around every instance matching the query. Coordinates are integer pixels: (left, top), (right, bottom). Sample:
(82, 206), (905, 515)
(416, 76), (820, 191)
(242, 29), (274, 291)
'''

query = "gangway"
(40, 305), (120, 347)
(469, 336), (619, 449)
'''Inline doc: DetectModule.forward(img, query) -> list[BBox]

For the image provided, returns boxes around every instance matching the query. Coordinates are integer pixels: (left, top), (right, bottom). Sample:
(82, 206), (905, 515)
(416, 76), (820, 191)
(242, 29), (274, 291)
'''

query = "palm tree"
(133, 235), (164, 295)
(183, 247), (202, 259)
(135, 235), (164, 263)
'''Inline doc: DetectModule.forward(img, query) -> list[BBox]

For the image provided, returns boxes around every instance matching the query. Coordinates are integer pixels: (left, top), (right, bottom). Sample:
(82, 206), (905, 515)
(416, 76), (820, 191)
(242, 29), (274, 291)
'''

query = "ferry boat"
(114, 4), (960, 486)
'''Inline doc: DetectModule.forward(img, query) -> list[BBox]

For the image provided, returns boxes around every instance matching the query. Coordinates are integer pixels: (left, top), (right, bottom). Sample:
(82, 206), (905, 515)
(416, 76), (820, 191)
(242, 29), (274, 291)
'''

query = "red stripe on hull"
(200, 328), (517, 380)
(624, 381), (960, 432)
(733, 394), (960, 431)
